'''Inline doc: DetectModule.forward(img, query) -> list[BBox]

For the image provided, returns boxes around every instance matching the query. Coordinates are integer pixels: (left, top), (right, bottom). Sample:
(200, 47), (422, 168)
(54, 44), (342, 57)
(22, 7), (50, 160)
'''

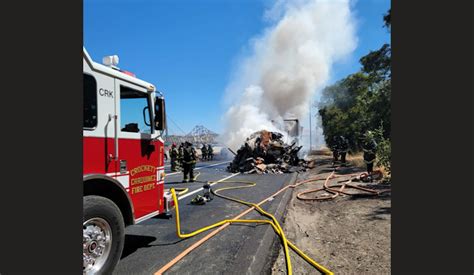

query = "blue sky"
(84, 0), (390, 135)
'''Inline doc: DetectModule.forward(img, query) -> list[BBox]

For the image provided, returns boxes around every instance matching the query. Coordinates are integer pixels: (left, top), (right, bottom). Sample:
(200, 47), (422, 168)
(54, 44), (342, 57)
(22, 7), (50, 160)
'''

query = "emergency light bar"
(102, 54), (136, 78)
(102, 55), (119, 67)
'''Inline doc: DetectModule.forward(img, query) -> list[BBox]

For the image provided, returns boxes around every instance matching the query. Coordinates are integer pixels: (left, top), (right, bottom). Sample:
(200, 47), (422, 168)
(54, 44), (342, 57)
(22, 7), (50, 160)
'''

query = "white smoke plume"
(221, 0), (357, 151)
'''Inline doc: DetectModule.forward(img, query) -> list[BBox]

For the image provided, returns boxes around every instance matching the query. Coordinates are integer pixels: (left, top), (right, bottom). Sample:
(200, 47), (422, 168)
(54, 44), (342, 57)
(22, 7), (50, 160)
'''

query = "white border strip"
(135, 210), (160, 224)
(178, 172), (240, 201)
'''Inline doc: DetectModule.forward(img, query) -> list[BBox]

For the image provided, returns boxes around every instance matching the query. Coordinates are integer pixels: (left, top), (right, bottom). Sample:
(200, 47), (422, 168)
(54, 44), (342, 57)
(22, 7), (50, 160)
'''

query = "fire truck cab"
(83, 48), (169, 274)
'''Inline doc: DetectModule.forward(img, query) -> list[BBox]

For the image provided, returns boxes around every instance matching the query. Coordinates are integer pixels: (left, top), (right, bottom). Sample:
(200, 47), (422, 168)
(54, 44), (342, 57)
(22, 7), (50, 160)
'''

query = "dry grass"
(347, 152), (365, 168)
(378, 166), (389, 177)
(347, 152), (390, 180)
(309, 147), (332, 156)
(309, 148), (390, 180)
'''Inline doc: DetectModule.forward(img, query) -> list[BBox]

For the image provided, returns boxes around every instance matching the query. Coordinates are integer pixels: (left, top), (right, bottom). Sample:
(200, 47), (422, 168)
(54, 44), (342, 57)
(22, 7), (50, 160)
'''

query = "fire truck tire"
(83, 195), (125, 275)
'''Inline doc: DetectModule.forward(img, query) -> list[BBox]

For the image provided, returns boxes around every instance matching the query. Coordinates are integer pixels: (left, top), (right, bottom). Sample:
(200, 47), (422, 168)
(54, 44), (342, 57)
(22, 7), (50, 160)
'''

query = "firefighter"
(201, 144), (208, 161)
(207, 144), (214, 161)
(338, 136), (349, 166)
(182, 141), (197, 183)
(362, 131), (377, 180)
(178, 142), (184, 167)
(169, 143), (179, 172)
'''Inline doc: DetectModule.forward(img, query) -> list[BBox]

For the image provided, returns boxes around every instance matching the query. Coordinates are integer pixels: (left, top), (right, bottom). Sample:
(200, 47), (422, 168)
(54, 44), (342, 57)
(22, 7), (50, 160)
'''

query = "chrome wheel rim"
(83, 217), (112, 274)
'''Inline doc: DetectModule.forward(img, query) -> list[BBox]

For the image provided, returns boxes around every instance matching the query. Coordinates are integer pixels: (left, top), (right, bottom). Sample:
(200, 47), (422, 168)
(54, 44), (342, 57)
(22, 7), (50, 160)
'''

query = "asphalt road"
(114, 160), (297, 275)
(163, 159), (231, 175)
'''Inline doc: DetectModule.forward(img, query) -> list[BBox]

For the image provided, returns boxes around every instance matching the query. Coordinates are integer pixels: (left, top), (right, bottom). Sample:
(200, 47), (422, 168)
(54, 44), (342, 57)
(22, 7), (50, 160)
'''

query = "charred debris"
(227, 130), (314, 174)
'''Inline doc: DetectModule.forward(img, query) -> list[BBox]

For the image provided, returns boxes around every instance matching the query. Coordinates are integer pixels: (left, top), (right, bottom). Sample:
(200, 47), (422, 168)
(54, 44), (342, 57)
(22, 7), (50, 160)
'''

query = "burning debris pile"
(227, 130), (313, 174)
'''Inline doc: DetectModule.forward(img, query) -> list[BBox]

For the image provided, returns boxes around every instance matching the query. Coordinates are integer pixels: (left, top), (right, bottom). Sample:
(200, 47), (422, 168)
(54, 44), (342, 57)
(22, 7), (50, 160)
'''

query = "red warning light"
(121, 70), (136, 77)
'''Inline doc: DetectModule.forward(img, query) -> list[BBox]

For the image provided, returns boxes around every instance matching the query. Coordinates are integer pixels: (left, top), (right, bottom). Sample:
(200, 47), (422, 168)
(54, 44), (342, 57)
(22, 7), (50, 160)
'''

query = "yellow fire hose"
(173, 188), (189, 196)
(166, 171), (202, 197)
(192, 171), (201, 181)
(170, 178), (334, 275)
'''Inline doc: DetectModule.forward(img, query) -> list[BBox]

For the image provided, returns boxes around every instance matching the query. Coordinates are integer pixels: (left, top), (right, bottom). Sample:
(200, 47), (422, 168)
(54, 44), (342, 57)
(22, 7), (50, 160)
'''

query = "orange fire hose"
(155, 174), (330, 275)
(297, 169), (390, 201)
(155, 168), (390, 274)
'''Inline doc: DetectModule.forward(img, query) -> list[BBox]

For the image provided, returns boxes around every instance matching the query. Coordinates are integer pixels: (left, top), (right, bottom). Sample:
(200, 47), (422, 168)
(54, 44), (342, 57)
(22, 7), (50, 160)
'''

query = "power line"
(166, 115), (187, 136)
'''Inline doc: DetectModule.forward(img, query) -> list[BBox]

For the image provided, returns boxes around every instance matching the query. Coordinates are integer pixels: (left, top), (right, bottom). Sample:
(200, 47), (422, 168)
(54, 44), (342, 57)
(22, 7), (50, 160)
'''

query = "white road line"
(178, 173), (240, 201)
(166, 160), (231, 176)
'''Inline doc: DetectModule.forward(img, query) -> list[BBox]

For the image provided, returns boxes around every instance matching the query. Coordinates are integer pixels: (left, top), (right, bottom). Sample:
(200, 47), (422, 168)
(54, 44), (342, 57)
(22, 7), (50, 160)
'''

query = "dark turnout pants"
(183, 162), (195, 181)
(340, 152), (347, 163)
(364, 153), (376, 173)
(333, 150), (339, 161)
(367, 162), (374, 173)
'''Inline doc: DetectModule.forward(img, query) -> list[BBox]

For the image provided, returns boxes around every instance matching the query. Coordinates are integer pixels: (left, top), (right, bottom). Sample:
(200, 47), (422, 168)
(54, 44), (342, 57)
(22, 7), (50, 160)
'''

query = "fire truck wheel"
(83, 196), (125, 275)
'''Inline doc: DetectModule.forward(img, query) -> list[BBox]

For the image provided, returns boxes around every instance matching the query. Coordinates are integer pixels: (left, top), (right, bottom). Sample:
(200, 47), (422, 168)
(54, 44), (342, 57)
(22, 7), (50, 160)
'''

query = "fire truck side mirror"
(155, 97), (166, 131)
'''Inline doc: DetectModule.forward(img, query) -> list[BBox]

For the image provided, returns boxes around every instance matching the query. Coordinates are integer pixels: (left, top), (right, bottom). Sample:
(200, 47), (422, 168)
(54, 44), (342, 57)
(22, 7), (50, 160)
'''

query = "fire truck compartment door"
(116, 79), (161, 219)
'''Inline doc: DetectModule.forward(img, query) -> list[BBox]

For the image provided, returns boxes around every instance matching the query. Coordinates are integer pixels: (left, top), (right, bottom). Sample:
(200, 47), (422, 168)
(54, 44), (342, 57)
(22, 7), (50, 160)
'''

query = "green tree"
(318, 8), (391, 170)
(373, 124), (391, 177)
(360, 43), (391, 81)
(383, 9), (391, 30)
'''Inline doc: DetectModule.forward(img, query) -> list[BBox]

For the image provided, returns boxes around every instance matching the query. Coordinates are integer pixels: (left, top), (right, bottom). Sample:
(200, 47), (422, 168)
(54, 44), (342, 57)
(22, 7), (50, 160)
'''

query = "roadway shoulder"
(229, 172), (298, 275)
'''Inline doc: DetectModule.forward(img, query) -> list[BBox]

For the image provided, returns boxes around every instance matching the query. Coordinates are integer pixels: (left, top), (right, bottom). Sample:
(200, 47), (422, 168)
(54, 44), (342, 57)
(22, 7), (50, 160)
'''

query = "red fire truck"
(83, 48), (171, 274)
